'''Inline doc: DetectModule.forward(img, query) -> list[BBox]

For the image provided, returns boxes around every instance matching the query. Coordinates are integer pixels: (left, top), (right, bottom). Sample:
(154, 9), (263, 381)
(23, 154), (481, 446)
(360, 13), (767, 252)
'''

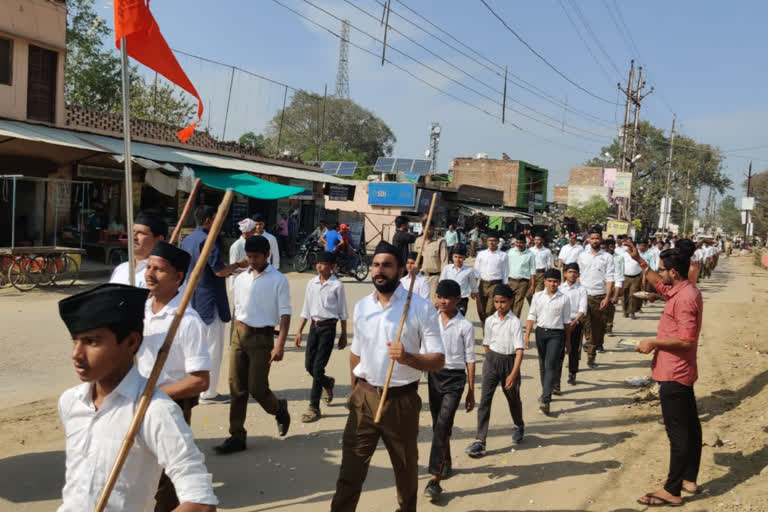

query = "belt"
(509, 277), (529, 282)
(311, 318), (338, 327)
(356, 379), (418, 396)
(234, 320), (275, 334)
(536, 268), (546, 273)
(624, 272), (642, 278)
(536, 327), (565, 332)
(481, 279), (502, 285)
(422, 271), (439, 276)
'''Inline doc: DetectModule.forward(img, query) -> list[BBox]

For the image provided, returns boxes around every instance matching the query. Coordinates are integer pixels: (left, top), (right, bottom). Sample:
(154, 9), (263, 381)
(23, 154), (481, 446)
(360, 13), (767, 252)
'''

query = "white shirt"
(692, 247), (705, 263)
(474, 249), (508, 282)
(439, 312), (475, 370)
(612, 253), (625, 288)
(300, 274), (349, 321)
(526, 289), (571, 329)
(110, 258), (148, 288)
(234, 264), (291, 327)
(400, 272), (431, 300)
(57, 367), (217, 512)
(255, 230), (280, 270)
(483, 311), (525, 355)
(229, 236), (247, 288)
(138, 294), (211, 388)
(440, 263), (479, 298)
(577, 249), (615, 296)
(622, 251), (643, 276)
(559, 281), (588, 320)
(350, 285), (444, 387)
(558, 243), (583, 265)
(530, 245), (552, 269)
(615, 245), (627, 255)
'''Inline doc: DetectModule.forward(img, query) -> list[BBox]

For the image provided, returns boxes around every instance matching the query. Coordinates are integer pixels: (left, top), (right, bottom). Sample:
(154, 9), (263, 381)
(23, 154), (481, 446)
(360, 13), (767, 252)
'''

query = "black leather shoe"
(214, 436), (246, 455)
(276, 399), (291, 437)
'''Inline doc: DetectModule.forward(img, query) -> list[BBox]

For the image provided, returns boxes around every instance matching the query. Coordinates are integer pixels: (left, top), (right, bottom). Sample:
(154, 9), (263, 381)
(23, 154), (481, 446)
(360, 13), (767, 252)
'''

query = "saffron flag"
(114, 0), (203, 143)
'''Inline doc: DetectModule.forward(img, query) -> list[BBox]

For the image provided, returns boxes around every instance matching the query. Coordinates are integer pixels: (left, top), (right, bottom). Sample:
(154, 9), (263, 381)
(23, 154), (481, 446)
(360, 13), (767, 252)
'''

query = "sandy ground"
(0, 256), (766, 511)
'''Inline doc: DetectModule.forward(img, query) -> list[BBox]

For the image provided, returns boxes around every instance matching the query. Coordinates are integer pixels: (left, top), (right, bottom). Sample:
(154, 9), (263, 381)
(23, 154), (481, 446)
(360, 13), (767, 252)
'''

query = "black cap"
(407, 251), (419, 261)
(374, 240), (403, 266)
(245, 235), (270, 254)
(451, 244), (467, 256)
(59, 284), (149, 337)
(252, 214), (265, 223)
(492, 284), (514, 298)
(588, 226), (602, 235)
(543, 268), (561, 280)
(563, 262), (580, 273)
(150, 241), (191, 272)
(135, 211), (168, 238)
(436, 279), (461, 298)
(317, 251), (336, 264)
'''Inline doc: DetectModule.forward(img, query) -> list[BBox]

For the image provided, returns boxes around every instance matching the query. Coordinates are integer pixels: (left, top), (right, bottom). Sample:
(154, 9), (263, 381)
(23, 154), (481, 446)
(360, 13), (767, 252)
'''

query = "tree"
(565, 196), (612, 231)
(717, 196), (742, 236)
(586, 120), (731, 231)
(65, 0), (123, 112)
(65, 0), (196, 127)
(238, 132), (266, 152)
(267, 91), (396, 178)
(746, 170), (768, 239)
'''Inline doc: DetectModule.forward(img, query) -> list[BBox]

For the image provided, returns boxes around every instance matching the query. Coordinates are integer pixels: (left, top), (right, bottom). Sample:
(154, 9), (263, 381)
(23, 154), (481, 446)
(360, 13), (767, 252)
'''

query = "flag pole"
(120, 36), (136, 285)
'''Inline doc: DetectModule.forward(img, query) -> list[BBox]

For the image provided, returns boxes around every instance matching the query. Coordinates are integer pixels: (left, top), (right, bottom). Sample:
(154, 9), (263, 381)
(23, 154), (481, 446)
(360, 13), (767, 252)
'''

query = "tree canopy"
(586, 120), (731, 233)
(746, 170), (768, 239)
(264, 92), (396, 178)
(565, 196), (612, 231)
(716, 195), (743, 236)
(65, 0), (195, 127)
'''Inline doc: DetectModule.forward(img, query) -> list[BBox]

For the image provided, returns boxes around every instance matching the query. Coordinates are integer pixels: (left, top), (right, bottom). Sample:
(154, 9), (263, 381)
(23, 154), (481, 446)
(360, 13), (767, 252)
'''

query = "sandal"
(324, 377), (335, 405)
(301, 409), (321, 423)
(637, 493), (683, 507)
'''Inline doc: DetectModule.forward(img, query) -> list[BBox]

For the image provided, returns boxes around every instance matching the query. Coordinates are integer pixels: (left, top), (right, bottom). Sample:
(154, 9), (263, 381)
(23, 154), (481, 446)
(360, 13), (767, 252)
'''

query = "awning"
(517, 218), (531, 225)
(457, 202), (531, 220)
(0, 119), (354, 185)
(193, 168), (305, 200)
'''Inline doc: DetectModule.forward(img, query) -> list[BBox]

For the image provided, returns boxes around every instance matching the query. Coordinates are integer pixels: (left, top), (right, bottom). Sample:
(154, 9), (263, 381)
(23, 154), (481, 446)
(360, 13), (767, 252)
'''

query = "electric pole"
(745, 161), (753, 242)
(617, 60), (635, 221)
(662, 114), (676, 232)
(626, 66), (653, 222)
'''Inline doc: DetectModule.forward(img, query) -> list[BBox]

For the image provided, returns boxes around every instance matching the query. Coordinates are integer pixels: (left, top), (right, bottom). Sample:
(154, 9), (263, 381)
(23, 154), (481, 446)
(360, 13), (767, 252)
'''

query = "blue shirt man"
(323, 228), (343, 252)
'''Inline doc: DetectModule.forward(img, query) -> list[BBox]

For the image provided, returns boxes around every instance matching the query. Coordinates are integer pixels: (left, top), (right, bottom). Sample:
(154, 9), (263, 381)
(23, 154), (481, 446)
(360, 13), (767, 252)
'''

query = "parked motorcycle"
(334, 244), (369, 282)
(293, 236), (324, 273)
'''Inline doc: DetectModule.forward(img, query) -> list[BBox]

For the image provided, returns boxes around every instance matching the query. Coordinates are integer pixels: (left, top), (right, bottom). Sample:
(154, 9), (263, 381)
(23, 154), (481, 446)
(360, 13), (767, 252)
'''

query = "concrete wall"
(553, 186), (569, 205)
(568, 167), (604, 187)
(449, 158), (520, 207)
(0, 0), (67, 125)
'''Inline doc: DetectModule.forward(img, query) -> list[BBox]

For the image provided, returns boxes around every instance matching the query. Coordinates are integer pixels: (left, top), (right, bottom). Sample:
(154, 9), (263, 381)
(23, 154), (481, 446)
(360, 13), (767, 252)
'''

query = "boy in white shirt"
(559, 263), (588, 386)
(424, 279), (476, 501)
(400, 251), (431, 300)
(465, 284), (525, 458)
(439, 244), (478, 316)
(525, 268), (571, 415)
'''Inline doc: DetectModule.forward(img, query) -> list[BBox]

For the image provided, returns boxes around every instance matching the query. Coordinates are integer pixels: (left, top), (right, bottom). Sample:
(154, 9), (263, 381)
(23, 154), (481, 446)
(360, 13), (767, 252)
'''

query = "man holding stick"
(215, 235), (292, 454)
(57, 283), (217, 511)
(110, 211), (167, 288)
(625, 240), (703, 507)
(330, 241), (445, 512)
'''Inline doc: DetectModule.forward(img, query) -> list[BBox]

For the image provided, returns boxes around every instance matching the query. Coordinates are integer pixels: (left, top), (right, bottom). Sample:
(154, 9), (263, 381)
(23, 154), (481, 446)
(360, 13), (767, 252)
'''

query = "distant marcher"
(622, 237), (643, 319)
(559, 263), (587, 386)
(110, 211), (167, 288)
(439, 244), (478, 316)
(507, 234), (536, 318)
(626, 240), (703, 508)
(469, 225), (481, 257)
(182, 206), (246, 405)
(401, 251), (431, 301)
(604, 239), (624, 341)
(557, 233), (584, 268)
(473, 233), (509, 326)
(444, 224), (459, 252)
(253, 214), (280, 270)
(529, 233), (553, 297)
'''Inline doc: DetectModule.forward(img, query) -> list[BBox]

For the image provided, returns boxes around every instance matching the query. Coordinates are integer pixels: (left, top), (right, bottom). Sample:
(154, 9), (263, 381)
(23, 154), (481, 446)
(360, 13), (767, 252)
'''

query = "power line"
(567, 0), (623, 77)
(380, 0), (616, 126)
(477, 0), (618, 105)
(557, 0), (616, 83)
(611, 1), (643, 62)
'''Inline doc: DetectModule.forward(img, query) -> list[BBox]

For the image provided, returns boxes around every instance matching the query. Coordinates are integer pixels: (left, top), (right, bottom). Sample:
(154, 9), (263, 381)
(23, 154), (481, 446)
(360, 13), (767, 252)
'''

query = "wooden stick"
(169, 178), (202, 245)
(94, 189), (234, 512)
(374, 194), (438, 424)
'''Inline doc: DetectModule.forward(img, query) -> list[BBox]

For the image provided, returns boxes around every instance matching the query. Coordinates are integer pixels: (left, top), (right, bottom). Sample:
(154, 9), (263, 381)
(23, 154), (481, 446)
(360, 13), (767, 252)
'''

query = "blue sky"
(116, 0), (768, 197)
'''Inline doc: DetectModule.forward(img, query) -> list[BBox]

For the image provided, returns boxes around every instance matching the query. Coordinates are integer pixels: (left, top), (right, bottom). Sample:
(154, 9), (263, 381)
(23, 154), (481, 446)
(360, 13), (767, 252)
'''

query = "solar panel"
(337, 162), (358, 176)
(373, 157), (395, 173)
(321, 161), (341, 174)
(393, 159), (414, 173)
(411, 159), (432, 175)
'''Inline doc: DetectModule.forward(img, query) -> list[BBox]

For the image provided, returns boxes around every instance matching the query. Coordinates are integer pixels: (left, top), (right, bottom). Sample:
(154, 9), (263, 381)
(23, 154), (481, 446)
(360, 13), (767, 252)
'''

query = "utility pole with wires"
(745, 161), (753, 242)
(661, 114), (676, 232)
(616, 60), (634, 221)
(626, 66), (653, 222)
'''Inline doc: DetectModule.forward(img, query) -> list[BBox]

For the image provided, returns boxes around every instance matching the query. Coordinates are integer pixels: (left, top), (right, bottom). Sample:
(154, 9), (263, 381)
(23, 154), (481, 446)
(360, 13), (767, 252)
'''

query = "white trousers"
(200, 315), (227, 399)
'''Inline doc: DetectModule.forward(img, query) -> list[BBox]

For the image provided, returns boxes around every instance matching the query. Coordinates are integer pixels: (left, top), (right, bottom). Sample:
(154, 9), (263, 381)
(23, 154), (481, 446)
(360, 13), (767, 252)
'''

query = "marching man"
(400, 251), (431, 300)
(110, 211), (167, 288)
(57, 283), (217, 511)
(331, 241), (444, 512)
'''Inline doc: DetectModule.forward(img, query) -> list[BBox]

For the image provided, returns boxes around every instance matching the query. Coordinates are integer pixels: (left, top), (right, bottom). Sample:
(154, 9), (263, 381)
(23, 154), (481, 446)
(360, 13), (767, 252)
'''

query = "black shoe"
(567, 373), (576, 385)
(596, 346), (606, 353)
(552, 387), (562, 396)
(512, 425), (524, 444)
(587, 359), (597, 368)
(214, 436), (246, 455)
(583, 343), (590, 353)
(276, 399), (291, 437)
(465, 440), (486, 458)
(606, 325), (613, 334)
(424, 479), (443, 501)
(623, 313), (629, 318)
(323, 377), (335, 404)
(539, 403), (550, 415)
(630, 313), (637, 320)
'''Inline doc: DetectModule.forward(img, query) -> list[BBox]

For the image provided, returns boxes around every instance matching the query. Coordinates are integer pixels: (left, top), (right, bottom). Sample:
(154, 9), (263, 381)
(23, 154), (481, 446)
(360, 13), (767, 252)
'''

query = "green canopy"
(193, 167), (306, 200)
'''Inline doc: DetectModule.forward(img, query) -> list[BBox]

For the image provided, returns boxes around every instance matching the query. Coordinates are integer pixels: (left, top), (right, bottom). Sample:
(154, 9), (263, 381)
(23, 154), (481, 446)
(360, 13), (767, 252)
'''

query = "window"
(27, 44), (57, 123)
(0, 38), (11, 85)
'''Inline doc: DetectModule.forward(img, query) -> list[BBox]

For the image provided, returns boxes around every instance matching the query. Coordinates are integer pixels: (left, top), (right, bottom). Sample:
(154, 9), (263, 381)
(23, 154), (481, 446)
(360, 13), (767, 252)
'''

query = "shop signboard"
(348, 220), (364, 248)
(416, 189), (439, 215)
(368, 182), (415, 207)
(327, 183), (354, 201)
(613, 172), (632, 198)
(606, 220), (629, 236)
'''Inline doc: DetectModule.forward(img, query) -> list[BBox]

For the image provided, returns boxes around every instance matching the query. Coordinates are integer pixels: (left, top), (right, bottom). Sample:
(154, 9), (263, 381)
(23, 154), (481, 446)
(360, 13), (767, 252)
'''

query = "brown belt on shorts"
(481, 279), (502, 286)
(234, 320), (274, 334)
(356, 379), (418, 396)
(311, 318), (338, 327)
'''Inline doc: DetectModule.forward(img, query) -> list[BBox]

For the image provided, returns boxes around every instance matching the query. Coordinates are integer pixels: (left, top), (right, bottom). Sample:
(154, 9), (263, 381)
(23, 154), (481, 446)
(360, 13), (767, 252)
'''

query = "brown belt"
(356, 379), (418, 396)
(481, 279), (502, 286)
(234, 320), (274, 334)
(536, 268), (546, 273)
(311, 318), (338, 327)
(509, 278), (529, 282)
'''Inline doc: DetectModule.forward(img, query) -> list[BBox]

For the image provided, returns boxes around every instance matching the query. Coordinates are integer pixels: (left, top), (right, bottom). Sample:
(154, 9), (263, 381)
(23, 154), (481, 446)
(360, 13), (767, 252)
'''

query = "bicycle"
(8, 255), (42, 291)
